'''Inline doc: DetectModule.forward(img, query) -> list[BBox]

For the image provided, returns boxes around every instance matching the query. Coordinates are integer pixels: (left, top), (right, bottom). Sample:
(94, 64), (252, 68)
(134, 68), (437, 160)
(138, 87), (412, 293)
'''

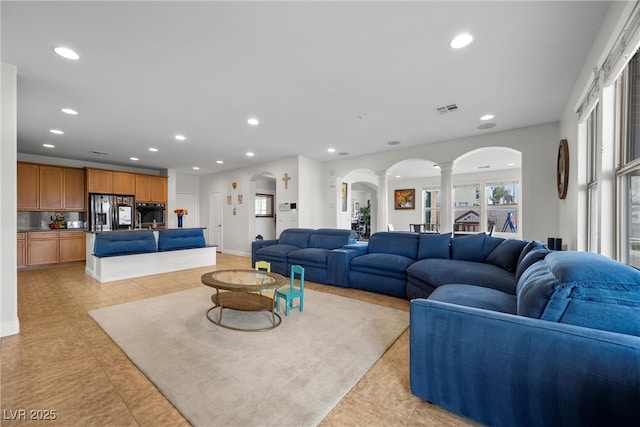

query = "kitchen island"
(85, 228), (217, 283)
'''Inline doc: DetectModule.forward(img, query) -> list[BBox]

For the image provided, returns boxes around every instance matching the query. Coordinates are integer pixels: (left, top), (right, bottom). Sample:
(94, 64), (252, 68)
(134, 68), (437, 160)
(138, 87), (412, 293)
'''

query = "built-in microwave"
(136, 202), (165, 228)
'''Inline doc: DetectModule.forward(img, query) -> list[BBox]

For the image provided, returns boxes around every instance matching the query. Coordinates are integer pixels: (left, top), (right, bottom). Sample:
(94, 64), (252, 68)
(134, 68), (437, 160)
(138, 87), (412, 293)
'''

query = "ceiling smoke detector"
(434, 104), (459, 115)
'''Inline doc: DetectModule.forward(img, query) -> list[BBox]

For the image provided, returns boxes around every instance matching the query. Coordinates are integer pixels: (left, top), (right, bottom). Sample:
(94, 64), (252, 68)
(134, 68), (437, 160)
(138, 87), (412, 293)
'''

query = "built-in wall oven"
(136, 203), (166, 228)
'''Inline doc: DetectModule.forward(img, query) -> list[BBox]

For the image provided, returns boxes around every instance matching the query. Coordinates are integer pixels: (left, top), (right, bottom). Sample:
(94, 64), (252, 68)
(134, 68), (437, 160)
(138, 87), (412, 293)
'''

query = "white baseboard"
(0, 318), (20, 337)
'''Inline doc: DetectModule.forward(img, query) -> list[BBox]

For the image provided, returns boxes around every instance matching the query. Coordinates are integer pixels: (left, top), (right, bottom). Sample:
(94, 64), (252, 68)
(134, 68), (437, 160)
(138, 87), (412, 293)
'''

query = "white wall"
(199, 156), (300, 256)
(1, 63), (19, 337)
(324, 123), (559, 243)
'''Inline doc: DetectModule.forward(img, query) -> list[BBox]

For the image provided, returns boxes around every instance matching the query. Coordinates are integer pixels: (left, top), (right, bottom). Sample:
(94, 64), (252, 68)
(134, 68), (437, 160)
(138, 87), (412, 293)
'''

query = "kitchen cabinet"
(63, 167), (85, 210)
(17, 162), (85, 211)
(17, 233), (26, 268)
(135, 174), (151, 201)
(27, 231), (59, 266)
(150, 176), (167, 203)
(39, 165), (64, 210)
(85, 168), (113, 194)
(59, 231), (86, 263)
(17, 162), (39, 210)
(113, 171), (136, 195)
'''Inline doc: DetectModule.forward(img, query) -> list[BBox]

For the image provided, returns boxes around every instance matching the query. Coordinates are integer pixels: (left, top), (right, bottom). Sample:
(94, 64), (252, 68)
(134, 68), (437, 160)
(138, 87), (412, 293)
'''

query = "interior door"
(209, 192), (222, 251)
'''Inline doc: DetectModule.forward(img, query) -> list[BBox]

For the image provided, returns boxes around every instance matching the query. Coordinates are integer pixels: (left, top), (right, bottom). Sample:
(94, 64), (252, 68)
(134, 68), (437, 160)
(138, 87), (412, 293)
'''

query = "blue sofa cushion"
(486, 238), (529, 272)
(157, 229), (205, 251)
(417, 233), (451, 260)
(351, 253), (415, 278)
(516, 240), (543, 266)
(515, 247), (550, 282)
(407, 258), (517, 295)
(367, 231), (419, 260)
(278, 228), (315, 249)
(517, 251), (640, 336)
(428, 284), (517, 314)
(287, 248), (330, 268)
(451, 233), (487, 262)
(309, 228), (356, 249)
(93, 231), (157, 257)
(255, 244), (300, 262)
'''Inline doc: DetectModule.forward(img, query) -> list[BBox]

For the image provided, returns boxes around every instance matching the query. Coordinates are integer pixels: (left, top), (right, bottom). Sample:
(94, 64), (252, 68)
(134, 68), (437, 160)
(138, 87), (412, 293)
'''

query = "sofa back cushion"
(309, 228), (356, 250)
(158, 228), (205, 251)
(485, 238), (529, 273)
(278, 228), (315, 248)
(451, 233), (503, 262)
(514, 246), (550, 282)
(417, 233), (451, 260)
(93, 230), (157, 257)
(368, 231), (419, 260)
(517, 251), (640, 336)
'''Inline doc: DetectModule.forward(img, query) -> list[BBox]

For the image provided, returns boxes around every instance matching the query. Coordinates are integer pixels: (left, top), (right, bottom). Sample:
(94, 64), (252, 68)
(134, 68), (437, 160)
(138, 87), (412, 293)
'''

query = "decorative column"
(437, 162), (454, 233)
(376, 170), (389, 233)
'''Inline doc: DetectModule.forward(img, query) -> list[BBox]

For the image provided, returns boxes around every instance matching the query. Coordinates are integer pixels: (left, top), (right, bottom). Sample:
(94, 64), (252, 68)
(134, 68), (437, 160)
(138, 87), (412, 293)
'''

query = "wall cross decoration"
(282, 173), (291, 189)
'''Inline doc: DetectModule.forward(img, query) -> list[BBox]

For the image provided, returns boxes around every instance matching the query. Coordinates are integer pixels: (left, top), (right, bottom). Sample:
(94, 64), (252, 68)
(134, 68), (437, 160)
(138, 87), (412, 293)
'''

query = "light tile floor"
(1, 254), (474, 426)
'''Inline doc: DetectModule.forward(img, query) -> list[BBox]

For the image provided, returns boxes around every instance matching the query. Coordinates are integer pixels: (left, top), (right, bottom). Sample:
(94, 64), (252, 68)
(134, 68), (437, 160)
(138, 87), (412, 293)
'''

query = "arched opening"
(341, 169), (377, 239)
(250, 171), (277, 241)
(453, 147), (522, 237)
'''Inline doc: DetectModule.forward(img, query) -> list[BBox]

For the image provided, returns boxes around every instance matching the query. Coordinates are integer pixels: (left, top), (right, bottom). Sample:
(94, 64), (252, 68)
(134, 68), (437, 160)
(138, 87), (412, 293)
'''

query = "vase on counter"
(177, 215), (183, 228)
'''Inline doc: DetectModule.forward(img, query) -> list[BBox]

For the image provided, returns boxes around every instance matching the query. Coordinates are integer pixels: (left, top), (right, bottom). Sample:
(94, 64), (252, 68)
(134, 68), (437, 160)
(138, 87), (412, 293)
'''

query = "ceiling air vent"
(434, 104), (459, 115)
(89, 150), (110, 156)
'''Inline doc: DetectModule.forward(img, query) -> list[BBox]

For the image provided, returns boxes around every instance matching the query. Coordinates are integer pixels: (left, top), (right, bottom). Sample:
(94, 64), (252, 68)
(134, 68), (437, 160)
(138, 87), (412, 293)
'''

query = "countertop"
(89, 227), (205, 234)
(18, 228), (88, 233)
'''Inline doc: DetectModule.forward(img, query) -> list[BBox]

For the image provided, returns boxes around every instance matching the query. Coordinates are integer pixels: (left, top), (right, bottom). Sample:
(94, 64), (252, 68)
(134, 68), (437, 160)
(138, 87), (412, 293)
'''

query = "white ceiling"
(2, 1), (610, 176)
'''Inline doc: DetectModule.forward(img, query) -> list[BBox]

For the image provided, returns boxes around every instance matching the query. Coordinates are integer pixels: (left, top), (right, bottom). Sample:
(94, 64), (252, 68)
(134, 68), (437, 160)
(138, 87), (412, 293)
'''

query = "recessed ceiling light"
(148, 147), (159, 152)
(247, 118), (259, 126)
(49, 129), (64, 135)
(508, 163), (516, 166)
(246, 152), (255, 157)
(43, 144), (55, 148)
(328, 148), (336, 153)
(53, 46), (79, 60)
(192, 166), (200, 170)
(175, 134), (186, 141)
(395, 175), (401, 178)
(130, 157), (139, 161)
(61, 108), (78, 115)
(480, 114), (495, 121)
(216, 160), (224, 164)
(450, 33), (473, 49)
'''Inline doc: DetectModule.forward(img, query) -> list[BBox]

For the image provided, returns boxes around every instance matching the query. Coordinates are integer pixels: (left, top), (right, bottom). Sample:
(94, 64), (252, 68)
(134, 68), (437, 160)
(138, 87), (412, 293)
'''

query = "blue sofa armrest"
(251, 239), (278, 265)
(410, 299), (640, 427)
(327, 248), (366, 287)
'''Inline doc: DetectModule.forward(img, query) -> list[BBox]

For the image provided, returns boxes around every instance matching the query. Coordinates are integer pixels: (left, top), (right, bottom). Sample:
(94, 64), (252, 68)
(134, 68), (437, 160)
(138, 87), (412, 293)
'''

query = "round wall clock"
(557, 139), (569, 199)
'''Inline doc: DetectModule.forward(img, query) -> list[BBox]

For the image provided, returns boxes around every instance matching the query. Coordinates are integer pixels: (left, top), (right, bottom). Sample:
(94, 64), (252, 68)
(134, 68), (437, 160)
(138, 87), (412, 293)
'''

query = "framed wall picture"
(557, 139), (569, 199)
(342, 182), (348, 211)
(394, 188), (415, 210)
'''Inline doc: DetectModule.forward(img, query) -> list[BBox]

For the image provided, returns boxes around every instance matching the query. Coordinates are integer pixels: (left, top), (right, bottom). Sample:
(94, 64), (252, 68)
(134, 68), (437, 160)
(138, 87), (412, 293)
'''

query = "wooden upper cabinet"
(135, 174), (151, 201)
(113, 171), (136, 195)
(39, 165), (64, 210)
(63, 167), (85, 210)
(17, 162), (39, 210)
(85, 168), (113, 194)
(150, 176), (167, 203)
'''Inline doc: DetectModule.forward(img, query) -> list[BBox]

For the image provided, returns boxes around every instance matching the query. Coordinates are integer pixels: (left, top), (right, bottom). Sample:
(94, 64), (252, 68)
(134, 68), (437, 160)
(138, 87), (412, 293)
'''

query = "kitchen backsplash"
(18, 211), (85, 230)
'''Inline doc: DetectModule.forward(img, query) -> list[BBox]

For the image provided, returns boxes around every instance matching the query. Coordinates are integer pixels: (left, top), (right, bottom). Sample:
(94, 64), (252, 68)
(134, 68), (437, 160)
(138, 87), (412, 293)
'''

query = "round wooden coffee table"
(201, 269), (286, 331)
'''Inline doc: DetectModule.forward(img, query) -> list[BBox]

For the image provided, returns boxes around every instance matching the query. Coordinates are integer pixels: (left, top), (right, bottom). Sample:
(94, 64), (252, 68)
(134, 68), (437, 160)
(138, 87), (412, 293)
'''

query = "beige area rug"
(89, 287), (409, 427)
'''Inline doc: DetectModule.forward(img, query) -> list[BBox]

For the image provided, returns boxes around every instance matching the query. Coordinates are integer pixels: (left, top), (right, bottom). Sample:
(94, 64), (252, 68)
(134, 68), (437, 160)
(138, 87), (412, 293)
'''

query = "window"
(617, 50), (640, 267)
(486, 182), (518, 234)
(423, 189), (440, 231)
(586, 104), (600, 252)
(453, 184), (481, 232)
(255, 194), (274, 217)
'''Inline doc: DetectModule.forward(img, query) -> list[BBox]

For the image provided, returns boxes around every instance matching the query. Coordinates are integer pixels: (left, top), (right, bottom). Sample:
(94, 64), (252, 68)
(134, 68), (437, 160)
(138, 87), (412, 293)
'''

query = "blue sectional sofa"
(410, 250), (640, 426)
(251, 228), (357, 284)
(329, 231), (537, 299)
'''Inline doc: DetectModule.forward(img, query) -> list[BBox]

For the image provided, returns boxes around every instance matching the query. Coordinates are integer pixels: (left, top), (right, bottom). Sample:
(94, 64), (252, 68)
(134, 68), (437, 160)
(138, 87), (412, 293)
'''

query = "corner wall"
(1, 62), (19, 337)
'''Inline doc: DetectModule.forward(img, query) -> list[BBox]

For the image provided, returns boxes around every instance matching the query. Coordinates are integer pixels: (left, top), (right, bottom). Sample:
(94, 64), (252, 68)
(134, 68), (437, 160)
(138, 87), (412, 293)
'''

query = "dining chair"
(254, 260), (273, 297)
(275, 265), (305, 316)
(410, 223), (425, 233)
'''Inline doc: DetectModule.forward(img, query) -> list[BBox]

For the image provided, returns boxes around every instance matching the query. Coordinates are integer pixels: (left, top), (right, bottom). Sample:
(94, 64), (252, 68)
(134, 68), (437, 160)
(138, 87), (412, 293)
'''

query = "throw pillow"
(450, 233), (486, 262)
(417, 233), (451, 260)
(486, 239), (529, 272)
